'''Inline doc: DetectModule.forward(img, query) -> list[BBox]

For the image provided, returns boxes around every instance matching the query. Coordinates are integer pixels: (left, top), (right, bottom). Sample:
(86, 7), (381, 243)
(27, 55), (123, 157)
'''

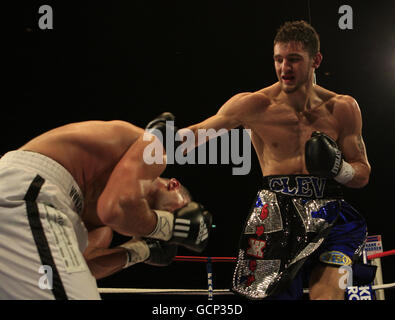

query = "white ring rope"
(99, 251), (395, 296)
(98, 288), (233, 295)
(98, 282), (395, 295)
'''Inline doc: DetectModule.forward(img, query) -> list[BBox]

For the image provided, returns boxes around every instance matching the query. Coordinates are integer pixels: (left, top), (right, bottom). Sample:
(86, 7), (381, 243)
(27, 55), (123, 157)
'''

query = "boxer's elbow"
(97, 192), (134, 228)
(358, 162), (371, 188)
(97, 195), (120, 227)
(97, 193), (148, 235)
(354, 175), (370, 188)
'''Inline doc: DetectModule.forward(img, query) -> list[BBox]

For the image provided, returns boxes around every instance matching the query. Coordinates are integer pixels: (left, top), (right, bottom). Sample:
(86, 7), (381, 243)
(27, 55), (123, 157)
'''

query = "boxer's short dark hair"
(274, 20), (320, 57)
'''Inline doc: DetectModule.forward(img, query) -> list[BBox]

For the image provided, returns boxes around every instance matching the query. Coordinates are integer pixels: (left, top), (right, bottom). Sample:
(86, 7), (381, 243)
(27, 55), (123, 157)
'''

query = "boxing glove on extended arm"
(145, 112), (178, 151)
(305, 131), (355, 184)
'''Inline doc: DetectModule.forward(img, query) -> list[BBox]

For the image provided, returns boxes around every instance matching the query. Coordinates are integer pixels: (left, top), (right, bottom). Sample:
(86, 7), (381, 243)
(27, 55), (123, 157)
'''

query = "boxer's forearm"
(99, 197), (157, 237)
(179, 114), (240, 155)
(343, 161), (370, 189)
(179, 93), (262, 153)
(85, 247), (126, 280)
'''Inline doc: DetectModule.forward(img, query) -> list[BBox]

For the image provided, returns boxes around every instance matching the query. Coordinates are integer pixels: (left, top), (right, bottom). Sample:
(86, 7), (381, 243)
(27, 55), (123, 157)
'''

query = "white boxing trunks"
(0, 151), (101, 300)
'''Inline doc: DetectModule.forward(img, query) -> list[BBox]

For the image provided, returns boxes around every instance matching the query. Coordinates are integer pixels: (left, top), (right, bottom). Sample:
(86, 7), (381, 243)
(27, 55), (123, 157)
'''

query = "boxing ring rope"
(99, 250), (395, 297)
(367, 249), (395, 260)
(98, 288), (233, 295)
(170, 249), (395, 261)
(98, 284), (395, 295)
(173, 256), (236, 263)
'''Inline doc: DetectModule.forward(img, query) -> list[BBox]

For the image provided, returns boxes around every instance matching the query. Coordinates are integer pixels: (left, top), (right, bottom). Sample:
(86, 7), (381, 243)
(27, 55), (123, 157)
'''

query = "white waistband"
(0, 150), (84, 214)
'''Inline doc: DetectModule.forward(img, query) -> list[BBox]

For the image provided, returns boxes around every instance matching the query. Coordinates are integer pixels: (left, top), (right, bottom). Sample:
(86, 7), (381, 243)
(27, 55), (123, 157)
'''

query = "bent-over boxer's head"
(273, 20), (322, 93)
(148, 177), (192, 212)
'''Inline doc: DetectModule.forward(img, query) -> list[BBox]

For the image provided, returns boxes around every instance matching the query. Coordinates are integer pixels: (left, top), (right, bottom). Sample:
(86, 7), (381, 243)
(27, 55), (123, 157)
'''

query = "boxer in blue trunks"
(232, 174), (367, 299)
(182, 20), (371, 299)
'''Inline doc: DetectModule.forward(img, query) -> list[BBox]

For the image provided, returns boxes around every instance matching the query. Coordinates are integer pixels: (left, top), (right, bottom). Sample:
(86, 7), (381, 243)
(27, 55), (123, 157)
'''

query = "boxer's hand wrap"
(119, 240), (150, 269)
(147, 202), (212, 253)
(144, 239), (178, 266)
(147, 210), (174, 241)
(169, 202), (212, 253)
(305, 131), (355, 184)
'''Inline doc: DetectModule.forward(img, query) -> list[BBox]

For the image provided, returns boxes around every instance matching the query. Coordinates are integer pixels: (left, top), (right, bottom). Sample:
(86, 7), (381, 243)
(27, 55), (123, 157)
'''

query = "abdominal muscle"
(259, 154), (308, 176)
(249, 123), (311, 177)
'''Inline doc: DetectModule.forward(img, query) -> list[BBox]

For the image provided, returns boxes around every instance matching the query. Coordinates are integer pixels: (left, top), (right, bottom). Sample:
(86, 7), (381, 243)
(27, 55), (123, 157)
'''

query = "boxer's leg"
(0, 200), (100, 299)
(308, 264), (345, 300)
(34, 202), (101, 300)
(308, 200), (367, 300)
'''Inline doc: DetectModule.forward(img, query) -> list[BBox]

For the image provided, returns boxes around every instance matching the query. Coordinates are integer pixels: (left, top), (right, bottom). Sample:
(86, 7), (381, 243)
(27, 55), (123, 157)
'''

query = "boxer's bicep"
(338, 97), (369, 165)
(97, 134), (165, 227)
(183, 109), (241, 150)
(338, 97), (371, 186)
(186, 92), (269, 135)
(186, 112), (240, 136)
(340, 133), (371, 188)
(341, 133), (368, 165)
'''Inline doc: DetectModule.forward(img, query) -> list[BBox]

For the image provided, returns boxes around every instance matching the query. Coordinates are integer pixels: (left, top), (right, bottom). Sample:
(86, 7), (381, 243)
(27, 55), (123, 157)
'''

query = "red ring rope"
(367, 249), (395, 260)
(174, 249), (395, 263)
(173, 256), (236, 263)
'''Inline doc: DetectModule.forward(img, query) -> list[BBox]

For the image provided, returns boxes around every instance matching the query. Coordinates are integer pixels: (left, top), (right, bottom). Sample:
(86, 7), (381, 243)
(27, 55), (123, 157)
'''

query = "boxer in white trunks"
(0, 118), (211, 299)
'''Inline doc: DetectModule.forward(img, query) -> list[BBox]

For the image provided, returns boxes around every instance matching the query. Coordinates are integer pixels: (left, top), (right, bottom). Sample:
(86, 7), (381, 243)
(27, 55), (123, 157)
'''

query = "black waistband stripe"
(262, 175), (343, 199)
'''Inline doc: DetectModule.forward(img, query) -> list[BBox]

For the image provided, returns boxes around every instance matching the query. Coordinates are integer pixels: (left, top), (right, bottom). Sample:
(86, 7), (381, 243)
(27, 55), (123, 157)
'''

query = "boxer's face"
(150, 178), (191, 212)
(274, 41), (320, 93)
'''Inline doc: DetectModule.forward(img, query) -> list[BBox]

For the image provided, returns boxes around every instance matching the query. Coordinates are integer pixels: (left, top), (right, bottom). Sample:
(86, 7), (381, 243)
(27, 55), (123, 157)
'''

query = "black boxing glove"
(144, 239), (178, 267)
(147, 201), (212, 253)
(146, 112), (175, 131)
(169, 201), (212, 253)
(145, 112), (178, 150)
(305, 131), (355, 184)
(118, 239), (150, 268)
(119, 239), (177, 268)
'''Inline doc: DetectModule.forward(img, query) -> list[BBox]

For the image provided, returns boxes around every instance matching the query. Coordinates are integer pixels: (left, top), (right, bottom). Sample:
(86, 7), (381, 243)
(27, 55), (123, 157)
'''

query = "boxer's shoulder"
(218, 91), (270, 126)
(230, 91), (272, 117)
(314, 86), (361, 122)
(330, 95), (362, 127)
(256, 83), (280, 101)
(77, 120), (144, 140)
(65, 120), (143, 153)
(315, 86), (358, 111)
(226, 91), (271, 108)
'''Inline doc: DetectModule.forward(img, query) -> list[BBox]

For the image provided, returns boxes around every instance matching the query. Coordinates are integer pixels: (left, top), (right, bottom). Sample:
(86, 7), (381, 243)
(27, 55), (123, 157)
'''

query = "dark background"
(6, 0), (395, 301)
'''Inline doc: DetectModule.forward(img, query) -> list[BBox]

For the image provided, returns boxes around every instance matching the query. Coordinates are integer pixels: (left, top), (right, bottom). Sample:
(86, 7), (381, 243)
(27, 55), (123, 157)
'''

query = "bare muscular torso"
(19, 120), (144, 229)
(244, 83), (345, 176)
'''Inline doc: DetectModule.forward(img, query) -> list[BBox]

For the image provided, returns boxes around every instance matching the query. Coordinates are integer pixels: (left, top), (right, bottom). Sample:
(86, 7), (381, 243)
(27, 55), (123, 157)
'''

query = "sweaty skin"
(183, 40), (371, 300)
(19, 120), (187, 234)
(186, 41), (370, 189)
(19, 120), (191, 279)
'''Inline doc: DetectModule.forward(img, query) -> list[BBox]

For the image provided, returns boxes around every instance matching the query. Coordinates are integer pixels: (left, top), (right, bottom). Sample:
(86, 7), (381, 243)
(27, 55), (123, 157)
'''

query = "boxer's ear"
(312, 52), (323, 69)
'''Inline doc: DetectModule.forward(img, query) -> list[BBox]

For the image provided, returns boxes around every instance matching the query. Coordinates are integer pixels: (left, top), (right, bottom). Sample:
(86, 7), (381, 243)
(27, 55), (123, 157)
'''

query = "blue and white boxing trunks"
(0, 151), (101, 300)
(232, 175), (367, 300)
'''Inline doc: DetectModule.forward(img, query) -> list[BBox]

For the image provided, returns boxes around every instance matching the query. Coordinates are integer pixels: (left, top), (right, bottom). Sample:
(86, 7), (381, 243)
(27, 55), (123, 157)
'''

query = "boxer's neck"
(281, 78), (317, 113)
